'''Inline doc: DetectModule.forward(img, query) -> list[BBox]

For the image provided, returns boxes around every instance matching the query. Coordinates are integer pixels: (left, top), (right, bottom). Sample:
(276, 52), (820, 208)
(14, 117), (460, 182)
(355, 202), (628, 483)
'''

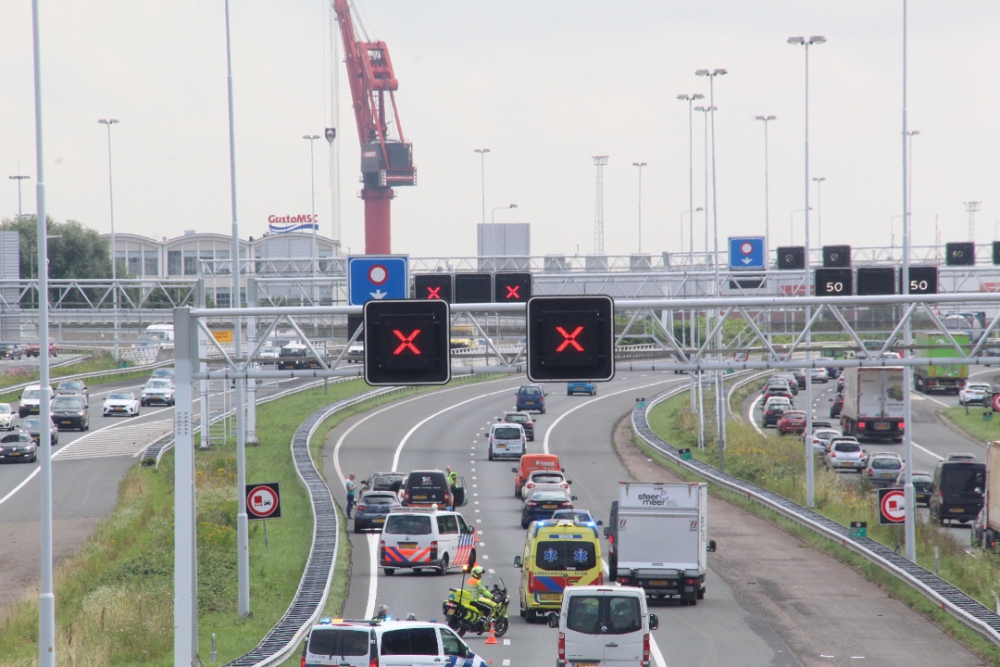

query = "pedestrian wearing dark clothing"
(345, 473), (357, 518)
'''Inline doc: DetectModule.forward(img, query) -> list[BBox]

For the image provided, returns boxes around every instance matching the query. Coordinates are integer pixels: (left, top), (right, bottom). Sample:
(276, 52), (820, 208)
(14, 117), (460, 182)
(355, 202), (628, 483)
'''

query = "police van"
(379, 507), (478, 576)
(301, 618), (489, 667)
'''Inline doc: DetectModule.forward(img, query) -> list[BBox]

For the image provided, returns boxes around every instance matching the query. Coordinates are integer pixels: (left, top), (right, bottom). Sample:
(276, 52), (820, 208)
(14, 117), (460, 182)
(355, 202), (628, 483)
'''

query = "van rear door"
(305, 626), (371, 667)
(600, 593), (645, 666)
(564, 591), (645, 666)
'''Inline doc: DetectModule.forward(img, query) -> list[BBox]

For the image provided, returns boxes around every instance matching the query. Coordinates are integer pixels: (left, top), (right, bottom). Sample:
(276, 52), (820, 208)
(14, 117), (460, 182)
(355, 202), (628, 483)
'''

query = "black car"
(51, 396), (89, 431)
(830, 396), (843, 418)
(502, 411), (535, 441)
(891, 471), (933, 507)
(362, 471), (407, 494)
(399, 469), (468, 508)
(353, 491), (401, 533)
(55, 380), (89, 407)
(521, 487), (577, 528)
(0, 430), (36, 463)
(792, 370), (806, 389)
(21, 416), (58, 445)
(0, 344), (23, 360)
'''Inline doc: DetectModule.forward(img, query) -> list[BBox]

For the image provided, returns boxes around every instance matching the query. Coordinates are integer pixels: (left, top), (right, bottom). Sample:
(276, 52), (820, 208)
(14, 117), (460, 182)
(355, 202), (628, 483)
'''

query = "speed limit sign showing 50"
(814, 268), (853, 297)
(878, 488), (905, 525)
(245, 483), (281, 520)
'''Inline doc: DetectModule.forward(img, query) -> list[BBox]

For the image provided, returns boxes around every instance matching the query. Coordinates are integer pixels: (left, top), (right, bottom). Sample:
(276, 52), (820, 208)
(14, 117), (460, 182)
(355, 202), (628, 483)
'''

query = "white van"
(136, 324), (174, 350)
(300, 619), (489, 667)
(19, 384), (53, 418)
(488, 422), (525, 461)
(548, 585), (658, 667)
(379, 507), (478, 576)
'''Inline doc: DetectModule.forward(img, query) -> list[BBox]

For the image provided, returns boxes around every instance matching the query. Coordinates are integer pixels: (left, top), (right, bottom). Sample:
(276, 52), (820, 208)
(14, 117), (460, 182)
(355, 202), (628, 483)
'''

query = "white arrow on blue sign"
(728, 237), (765, 270)
(348, 256), (409, 306)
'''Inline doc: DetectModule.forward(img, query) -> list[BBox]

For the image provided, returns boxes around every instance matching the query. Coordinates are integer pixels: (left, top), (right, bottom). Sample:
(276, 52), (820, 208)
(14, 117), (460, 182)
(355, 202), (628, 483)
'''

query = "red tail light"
(526, 501), (539, 507)
(830, 451), (836, 458)
(596, 571), (603, 584)
(559, 502), (573, 507)
(643, 633), (650, 661)
(370, 654), (378, 667)
(558, 632), (566, 659)
(858, 421), (866, 429)
(356, 503), (368, 511)
(867, 468), (873, 477)
(526, 482), (536, 490)
(301, 654), (306, 667)
(900, 422), (905, 431)
(430, 540), (438, 561)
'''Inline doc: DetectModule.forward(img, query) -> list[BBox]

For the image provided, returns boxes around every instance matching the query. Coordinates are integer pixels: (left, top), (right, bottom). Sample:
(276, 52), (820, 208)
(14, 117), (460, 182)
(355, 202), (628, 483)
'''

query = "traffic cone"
(485, 621), (498, 645)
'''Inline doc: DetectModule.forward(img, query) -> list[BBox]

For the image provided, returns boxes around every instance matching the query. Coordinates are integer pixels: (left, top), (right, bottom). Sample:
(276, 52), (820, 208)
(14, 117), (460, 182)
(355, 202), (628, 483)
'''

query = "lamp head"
(809, 36), (827, 45)
(787, 36), (805, 45)
(677, 94), (689, 100)
(712, 68), (727, 76)
(693, 93), (704, 100)
(695, 69), (710, 77)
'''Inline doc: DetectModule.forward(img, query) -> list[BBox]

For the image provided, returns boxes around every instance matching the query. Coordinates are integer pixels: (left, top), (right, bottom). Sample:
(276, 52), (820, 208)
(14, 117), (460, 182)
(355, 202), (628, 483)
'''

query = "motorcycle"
(442, 578), (509, 637)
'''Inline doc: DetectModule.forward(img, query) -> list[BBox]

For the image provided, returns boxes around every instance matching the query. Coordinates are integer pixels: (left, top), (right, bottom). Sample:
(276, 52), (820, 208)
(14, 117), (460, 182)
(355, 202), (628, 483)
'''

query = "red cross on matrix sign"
(527, 295), (614, 382)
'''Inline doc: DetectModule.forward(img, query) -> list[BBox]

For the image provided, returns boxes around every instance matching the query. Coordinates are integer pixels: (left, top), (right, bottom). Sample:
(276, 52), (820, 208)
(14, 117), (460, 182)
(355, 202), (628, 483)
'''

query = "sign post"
(849, 521), (867, 539)
(246, 482), (281, 550)
(878, 488), (905, 526)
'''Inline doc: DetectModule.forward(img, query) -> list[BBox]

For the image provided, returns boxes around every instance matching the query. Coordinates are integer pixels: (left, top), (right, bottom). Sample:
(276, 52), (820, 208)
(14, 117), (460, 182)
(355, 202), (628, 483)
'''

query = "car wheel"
(521, 517), (530, 529)
(436, 554), (450, 575)
(567, 391), (572, 396)
(84, 419), (90, 431)
(591, 390), (596, 396)
(697, 587), (705, 600)
(383, 568), (396, 576)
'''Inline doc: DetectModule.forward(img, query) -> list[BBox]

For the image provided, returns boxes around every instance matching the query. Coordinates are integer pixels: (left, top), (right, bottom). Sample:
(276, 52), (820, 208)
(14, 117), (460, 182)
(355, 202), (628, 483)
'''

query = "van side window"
(380, 627), (438, 655)
(308, 628), (369, 656)
(456, 515), (469, 533)
(439, 628), (468, 657)
(566, 595), (601, 634)
(437, 515), (458, 535)
(606, 596), (642, 634)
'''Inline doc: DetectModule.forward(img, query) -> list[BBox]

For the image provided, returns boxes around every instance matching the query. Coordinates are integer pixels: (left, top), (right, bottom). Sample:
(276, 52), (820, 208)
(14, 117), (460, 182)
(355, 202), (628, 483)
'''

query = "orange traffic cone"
(485, 621), (498, 645)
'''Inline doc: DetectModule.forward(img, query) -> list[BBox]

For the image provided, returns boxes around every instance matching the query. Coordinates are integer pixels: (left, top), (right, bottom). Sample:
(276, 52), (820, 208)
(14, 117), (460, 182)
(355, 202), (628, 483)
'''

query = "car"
(792, 370), (806, 389)
(772, 373), (798, 395)
(810, 368), (829, 383)
(149, 367), (176, 381)
(55, 380), (89, 407)
(345, 341), (364, 363)
(520, 486), (577, 528)
(864, 453), (903, 486)
(361, 471), (407, 493)
(0, 430), (37, 463)
(830, 395), (844, 418)
(522, 469), (571, 496)
(300, 618), (489, 667)
(812, 428), (842, 453)
(489, 422), (526, 461)
(550, 508), (603, 526)
(103, 391), (140, 417)
(763, 384), (794, 403)
(0, 344), (23, 360)
(352, 490), (401, 533)
(24, 342), (58, 358)
(890, 470), (933, 506)
(763, 378), (794, 395)
(548, 585), (658, 666)
(959, 382), (992, 406)
(502, 411), (535, 441)
(762, 398), (790, 427)
(21, 416), (58, 445)
(930, 459), (986, 525)
(399, 470), (464, 508)
(826, 367), (841, 379)
(141, 379), (175, 406)
(515, 385), (546, 413)
(567, 381), (596, 396)
(0, 403), (14, 431)
(50, 396), (89, 431)
(512, 453), (563, 499)
(823, 438), (866, 472)
(18, 384), (53, 418)
(258, 342), (279, 360)
(778, 410), (807, 435)
(947, 453), (978, 463)
(378, 506), (478, 575)
(515, 519), (604, 621)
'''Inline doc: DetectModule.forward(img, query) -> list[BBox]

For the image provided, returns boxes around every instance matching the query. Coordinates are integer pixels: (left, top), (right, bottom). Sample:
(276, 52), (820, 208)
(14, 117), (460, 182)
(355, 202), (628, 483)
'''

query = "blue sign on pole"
(348, 256), (409, 306)
(728, 237), (765, 270)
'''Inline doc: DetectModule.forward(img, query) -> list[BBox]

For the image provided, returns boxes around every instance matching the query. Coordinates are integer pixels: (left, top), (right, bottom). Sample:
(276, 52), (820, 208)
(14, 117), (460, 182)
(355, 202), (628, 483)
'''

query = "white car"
(18, 384), (53, 418)
(959, 382), (991, 406)
(823, 438), (867, 472)
(141, 379), (175, 406)
(488, 422), (526, 461)
(810, 428), (842, 454)
(0, 403), (14, 430)
(103, 391), (140, 417)
(810, 368), (829, 383)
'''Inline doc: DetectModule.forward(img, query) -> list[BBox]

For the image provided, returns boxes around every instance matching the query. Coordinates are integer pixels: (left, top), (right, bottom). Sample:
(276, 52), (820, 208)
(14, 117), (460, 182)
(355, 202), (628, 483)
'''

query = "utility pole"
(8, 172), (30, 219)
(593, 156), (608, 254)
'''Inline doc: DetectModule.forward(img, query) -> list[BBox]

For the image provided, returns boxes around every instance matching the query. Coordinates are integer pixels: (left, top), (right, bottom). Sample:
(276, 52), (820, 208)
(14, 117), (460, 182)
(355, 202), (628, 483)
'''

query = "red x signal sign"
(426, 286), (442, 299)
(494, 273), (531, 303)
(505, 285), (521, 299)
(527, 295), (614, 382)
(555, 326), (585, 352)
(393, 329), (422, 355)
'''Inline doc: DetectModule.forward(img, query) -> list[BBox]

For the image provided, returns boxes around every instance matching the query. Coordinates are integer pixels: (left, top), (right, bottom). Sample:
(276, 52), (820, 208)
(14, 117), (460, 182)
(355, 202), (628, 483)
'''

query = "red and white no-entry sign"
(991, 392), (1000, 412)
(368, 264), (389, 285)
(878, 488), (905, 525)
(245, 483), (282, 520)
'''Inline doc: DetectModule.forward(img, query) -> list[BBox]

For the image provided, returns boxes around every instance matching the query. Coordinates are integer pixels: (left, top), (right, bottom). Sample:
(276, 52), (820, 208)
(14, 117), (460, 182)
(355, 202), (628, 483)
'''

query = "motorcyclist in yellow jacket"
(466, 566), (496, 617)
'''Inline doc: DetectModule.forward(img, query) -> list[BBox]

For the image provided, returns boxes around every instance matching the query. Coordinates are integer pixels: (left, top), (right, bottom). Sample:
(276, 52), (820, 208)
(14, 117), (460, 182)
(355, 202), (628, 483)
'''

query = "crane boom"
(333, 0), (416, 254)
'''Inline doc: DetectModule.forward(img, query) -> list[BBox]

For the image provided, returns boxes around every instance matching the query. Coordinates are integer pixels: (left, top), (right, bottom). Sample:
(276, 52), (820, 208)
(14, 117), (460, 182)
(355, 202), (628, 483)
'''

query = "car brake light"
(526, 501), (539, 507)
(356, 503), (368, 511)
(858, 421), (866, 429)
(558, 632), (565, 659)
(301, 654), (306, 667)
(526, 482), (535, 489)
(559, 501), (572, 507)
(900, 422), (905, 431)
(830, 451), (836, 458)
(867, 468), (873, 476)
(643, 633), (650, 661)
(430, 540), (438, 560)
(370, 654), (378, 667)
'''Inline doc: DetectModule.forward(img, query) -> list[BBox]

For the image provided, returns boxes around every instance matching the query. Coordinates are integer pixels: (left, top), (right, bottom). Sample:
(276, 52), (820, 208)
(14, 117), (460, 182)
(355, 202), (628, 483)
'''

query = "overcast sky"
(1, 1), (998, 260)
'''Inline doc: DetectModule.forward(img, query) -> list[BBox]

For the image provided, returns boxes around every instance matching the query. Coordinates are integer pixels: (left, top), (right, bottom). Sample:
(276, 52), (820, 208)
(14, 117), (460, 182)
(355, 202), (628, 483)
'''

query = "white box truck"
(604, 482), (715, 606)
(840, 367), (905, 442)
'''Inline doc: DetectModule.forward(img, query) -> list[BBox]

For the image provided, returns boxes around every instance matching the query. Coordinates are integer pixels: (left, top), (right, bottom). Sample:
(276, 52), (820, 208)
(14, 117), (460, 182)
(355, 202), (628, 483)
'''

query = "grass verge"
(646, 391), (1000, 665)
(0, 353), (155, 403)
(0, 372), (510, 666)
(941, 404), (1000, 445)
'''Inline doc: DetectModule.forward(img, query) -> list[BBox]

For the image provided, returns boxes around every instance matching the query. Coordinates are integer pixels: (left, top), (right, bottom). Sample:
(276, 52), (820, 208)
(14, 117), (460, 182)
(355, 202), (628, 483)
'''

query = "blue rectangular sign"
(348, 256), (409, 306)
(729, 237), (765, 270)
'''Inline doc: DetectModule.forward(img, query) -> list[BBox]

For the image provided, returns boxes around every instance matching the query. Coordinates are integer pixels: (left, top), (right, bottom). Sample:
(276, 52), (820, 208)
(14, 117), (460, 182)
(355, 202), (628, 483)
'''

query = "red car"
(24, 343), (58, 358)
(778, 410), (808, 435)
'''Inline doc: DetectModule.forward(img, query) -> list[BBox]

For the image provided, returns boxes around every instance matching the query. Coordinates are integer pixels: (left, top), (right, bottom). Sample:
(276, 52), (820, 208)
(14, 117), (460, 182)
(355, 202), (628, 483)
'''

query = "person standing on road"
(345, 473), (357, 519)
(446, 466), (463, 508)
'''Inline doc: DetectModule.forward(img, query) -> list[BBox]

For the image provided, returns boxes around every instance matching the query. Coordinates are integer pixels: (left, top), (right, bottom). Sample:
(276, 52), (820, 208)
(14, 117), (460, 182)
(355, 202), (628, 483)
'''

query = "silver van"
(548, 585), (658, 667)
(300, 618), (488, 667)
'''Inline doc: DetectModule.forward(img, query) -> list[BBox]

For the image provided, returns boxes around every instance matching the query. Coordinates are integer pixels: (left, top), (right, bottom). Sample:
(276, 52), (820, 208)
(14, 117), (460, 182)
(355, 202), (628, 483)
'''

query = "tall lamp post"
(678, 94), (704, 411)
(755, 115), (776, 262)
(788, 34), (826, 508)
(474, 148), (490, 227)
(9, 173), (30, 219)
(303, 134), (321, 288)
(906, 130), (919, 231)
(98, 118), (120, 362)
(812, 177), (826, 247)
(901, 0), (916, 563)
(632, 162), (647, 253)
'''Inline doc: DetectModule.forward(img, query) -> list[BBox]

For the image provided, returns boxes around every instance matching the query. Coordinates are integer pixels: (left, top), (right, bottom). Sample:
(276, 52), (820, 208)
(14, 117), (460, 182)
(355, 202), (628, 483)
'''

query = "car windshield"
(783, 411), (806, 419)
(108, 392), (133, 400)
(553, 510), (591, 522)
(530, 490), (568, 501)
(494, 427), (521, 439)
(58, 382), (83, 391)
(505, 414), (528, 423)
(384, 515), (432, 535)
(146, 380), (171, 389)
(531, 473), (564, 484)
(21, 390), (39, 399)
(535, 541), (596, 571)
(363, 493), (397, 505)
(941, 467), (986, 493)
(22, 417), (40, 429)
(152, 369), (174, 377)
(913, 474), (933, 483)
(0, 405), (9, 415)
(520, 387), (542, 396)
(52, 398), (83, 410)
(835, 442), (862, 453)
(871, 458), (901, 469)
(969, 384), (990, 392)
(280, 346), (306, 357)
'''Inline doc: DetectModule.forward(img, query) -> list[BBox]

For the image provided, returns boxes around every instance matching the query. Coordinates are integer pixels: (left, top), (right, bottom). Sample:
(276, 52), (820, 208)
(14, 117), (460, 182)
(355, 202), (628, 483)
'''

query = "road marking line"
(488, 568), (495, 574)
(918, 392), (950, 407)
(912, 440), (944, 461)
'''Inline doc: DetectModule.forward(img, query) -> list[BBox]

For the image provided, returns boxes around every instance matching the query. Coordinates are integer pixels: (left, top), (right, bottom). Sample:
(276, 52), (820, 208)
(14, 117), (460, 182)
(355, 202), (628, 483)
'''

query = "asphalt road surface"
(324, 371), (983, 666)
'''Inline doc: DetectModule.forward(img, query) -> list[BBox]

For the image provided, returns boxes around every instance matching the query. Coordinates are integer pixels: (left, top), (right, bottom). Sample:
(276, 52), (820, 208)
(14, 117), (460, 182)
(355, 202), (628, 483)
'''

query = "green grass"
(0, 372), (509, 666)
(646, 392), (1000, 665)
(941, 404), (1000, 444)
(0, 353), (154, 402)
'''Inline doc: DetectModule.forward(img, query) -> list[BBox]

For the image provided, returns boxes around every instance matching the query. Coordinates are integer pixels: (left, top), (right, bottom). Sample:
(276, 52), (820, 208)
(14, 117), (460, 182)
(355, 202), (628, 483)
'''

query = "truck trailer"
(913, 332), (969, 394)
(604, 482), (715, 606)
(840, 367), (905, 442)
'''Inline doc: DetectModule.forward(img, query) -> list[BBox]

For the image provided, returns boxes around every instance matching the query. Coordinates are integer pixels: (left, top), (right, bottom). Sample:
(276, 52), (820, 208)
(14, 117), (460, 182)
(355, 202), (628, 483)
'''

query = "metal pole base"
(237, 512), (250, 617)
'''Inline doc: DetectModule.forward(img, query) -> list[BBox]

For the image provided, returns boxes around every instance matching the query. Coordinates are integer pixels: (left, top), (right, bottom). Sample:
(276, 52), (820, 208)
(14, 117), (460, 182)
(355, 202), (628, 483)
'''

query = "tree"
(0, 215), (116, 280)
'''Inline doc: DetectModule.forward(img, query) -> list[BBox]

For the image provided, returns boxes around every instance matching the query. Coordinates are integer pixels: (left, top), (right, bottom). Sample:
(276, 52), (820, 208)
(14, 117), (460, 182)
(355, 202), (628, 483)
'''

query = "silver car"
(823, 438), (866, 472)
(811, 428), (841, 454)
(865, 453), (903, 486)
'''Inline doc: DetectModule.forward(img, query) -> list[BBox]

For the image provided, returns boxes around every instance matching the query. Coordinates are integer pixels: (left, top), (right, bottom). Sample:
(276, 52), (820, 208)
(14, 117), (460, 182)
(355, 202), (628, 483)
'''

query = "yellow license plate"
(373, 518), (385, 523)
(874, 422), (890, 430)
(412, 495), (427, 500)
(537, 594), (561, 601)
(61, 421), (72, 425)
(496, 444), (507, 449)
(951, 508), (964, 513)
(543, 504), (557, 509)
(647, 580), (670, 586)
(10, 452), (20, 456)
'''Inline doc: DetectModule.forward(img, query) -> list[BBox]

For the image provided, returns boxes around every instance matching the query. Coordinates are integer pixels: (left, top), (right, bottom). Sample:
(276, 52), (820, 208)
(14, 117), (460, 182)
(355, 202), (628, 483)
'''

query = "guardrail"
(0, 357), (174, 399)
(633, 389), (1000, 648)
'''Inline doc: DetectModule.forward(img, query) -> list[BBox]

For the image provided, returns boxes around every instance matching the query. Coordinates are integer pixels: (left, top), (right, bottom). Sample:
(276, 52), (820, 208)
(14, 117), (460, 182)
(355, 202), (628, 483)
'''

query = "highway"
(324, 371), (980, 666)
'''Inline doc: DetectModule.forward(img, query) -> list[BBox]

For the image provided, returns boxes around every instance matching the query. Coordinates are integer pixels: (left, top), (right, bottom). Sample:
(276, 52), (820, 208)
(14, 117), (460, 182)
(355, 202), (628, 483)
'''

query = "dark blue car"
(516, 385), (546, 413)
(520, 488), (576, 528)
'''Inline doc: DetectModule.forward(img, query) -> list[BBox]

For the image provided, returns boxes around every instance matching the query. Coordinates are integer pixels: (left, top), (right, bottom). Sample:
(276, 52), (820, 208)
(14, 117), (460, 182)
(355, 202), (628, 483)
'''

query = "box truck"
(841, 367), (905, 442)
(913, 332), (969, 394)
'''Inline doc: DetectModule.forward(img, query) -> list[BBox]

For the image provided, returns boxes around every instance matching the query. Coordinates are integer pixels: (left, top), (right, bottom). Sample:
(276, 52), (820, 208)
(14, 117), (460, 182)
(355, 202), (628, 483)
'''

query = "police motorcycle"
(442, 572), (509, 637)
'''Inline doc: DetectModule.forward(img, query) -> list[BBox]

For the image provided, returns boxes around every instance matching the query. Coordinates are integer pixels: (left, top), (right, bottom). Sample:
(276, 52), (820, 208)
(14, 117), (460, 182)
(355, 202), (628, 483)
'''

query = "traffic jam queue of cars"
(0, 368), (177, 464)
(308, 384), (715, 667)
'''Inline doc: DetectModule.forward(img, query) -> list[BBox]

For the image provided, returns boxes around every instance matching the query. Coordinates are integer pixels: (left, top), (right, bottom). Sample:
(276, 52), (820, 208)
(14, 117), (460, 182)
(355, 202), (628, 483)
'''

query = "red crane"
(333, 0), (416, 254)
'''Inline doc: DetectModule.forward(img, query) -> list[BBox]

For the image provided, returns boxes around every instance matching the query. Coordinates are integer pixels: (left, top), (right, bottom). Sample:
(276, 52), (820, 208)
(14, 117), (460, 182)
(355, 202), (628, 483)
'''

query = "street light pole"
(693, 103), (714, 445)
(678, 94), (704, 412)
(788, 34), (826, 508)
(907, 130), (920, 233)
(632, 162), (647, 253)
(9, 173), (30, 219)
(812, 177), (826, 247)
(304, 134), (321, 289)
(98, 118), (120, 362)
(901, 0), (916, 564)
(755, 116), (776, 262)
(474, 148), (490, 227)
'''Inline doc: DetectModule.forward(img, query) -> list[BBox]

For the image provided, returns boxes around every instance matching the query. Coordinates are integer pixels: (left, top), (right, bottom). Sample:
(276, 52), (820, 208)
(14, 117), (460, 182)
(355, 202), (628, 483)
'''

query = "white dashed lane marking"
(55, 418), (173, 460)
